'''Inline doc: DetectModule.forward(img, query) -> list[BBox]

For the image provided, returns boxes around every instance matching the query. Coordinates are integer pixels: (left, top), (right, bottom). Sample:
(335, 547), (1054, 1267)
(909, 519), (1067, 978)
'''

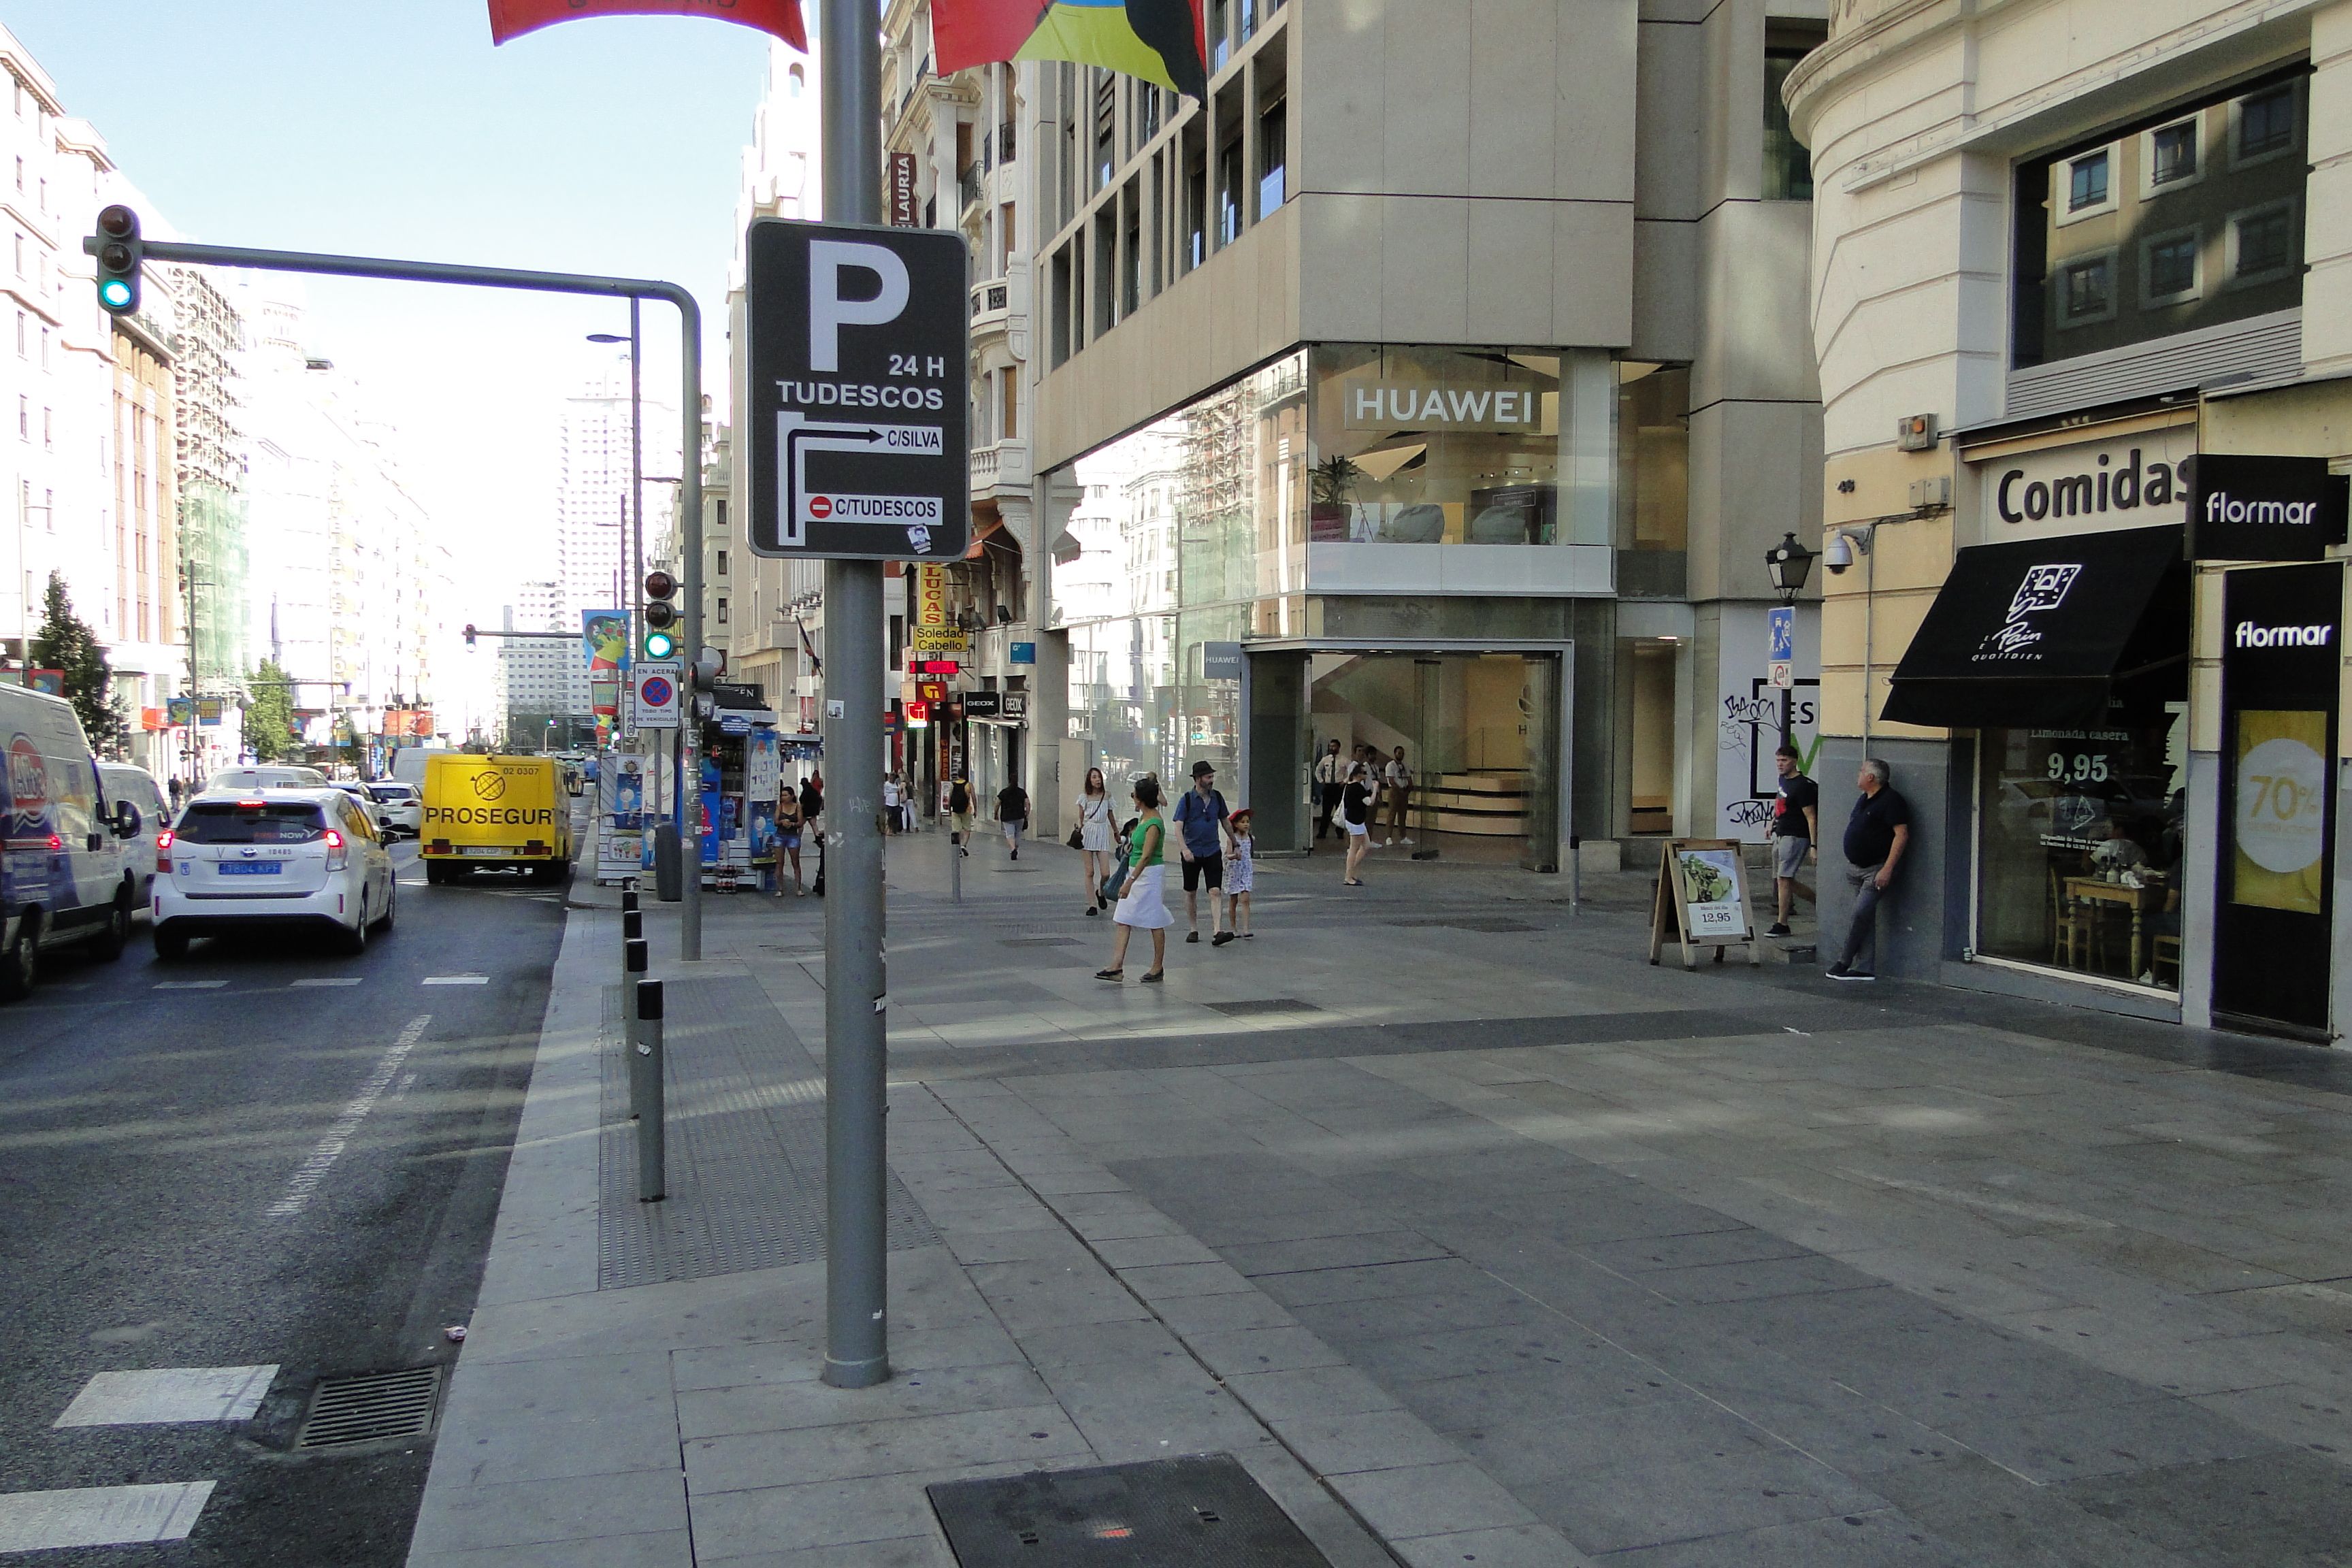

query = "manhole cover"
(1199, 999), (1322, 1018)
(295, 1367), (442, 1449)
(929, 1454), (1331, 1565)
(1003, 936), (1081, 948)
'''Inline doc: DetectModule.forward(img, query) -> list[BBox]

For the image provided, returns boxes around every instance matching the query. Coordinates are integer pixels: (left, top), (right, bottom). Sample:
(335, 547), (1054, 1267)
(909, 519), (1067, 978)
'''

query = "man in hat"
(1172, 759), (1230, 944)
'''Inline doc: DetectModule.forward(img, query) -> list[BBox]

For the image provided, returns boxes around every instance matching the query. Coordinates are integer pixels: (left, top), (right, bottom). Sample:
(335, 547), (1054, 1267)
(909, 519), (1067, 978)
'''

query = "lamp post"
(1763, 531), (1815, 750)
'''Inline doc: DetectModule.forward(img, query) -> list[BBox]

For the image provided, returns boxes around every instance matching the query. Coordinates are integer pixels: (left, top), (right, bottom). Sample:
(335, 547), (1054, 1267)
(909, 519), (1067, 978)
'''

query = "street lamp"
(1763, 532), (1815, 750)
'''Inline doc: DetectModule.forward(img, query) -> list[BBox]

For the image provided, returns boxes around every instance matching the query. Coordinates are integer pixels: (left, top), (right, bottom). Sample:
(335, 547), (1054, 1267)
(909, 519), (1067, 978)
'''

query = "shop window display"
(1976, 714), (2187, 989)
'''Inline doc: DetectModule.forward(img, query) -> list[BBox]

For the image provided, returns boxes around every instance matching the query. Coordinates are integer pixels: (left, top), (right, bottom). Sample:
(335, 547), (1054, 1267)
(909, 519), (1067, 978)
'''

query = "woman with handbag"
(1073, 766), (1115, 915)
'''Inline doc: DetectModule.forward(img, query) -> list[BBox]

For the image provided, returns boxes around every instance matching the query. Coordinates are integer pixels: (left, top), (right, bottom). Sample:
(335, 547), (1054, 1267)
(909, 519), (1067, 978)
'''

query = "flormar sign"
(2188, 453), (2350, 562)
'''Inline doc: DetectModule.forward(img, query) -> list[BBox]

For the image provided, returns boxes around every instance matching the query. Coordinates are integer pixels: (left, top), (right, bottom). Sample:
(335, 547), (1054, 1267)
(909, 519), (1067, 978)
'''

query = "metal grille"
(295, 1367), (441, 1449)
(1198, 999), (1322, 1018)
(929, 1454), (1332, 1566)
(598, 976), (939, 1290)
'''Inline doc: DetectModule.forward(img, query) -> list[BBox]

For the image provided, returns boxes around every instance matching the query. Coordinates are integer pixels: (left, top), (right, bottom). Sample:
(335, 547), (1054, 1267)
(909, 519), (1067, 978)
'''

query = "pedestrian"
(1173, 760), (1230, 945)
(167, 777), (184, 813)
(1224, 806), (1255, 939)
(881, 772), (902, 834)
(1828, 757), (1910, 982)
(800, 772), (823, 826)
(1766, 744), (1818, 938)
(1311, 738), (1343, 845)
(1076, 766), (1116, 915)
(1340, 759), (1373, 885)
(948, 777), (972, 855)
(1097, 776), (1171, 983)
(774, 783), (806, 894)
(996, 778), (1029, 859)
(1382, 745), (1414, 847)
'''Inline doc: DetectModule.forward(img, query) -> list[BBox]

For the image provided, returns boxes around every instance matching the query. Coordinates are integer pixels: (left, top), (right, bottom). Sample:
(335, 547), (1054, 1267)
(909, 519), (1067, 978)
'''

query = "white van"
(98, 763), (171, 914)
(1, 685), (145, 999)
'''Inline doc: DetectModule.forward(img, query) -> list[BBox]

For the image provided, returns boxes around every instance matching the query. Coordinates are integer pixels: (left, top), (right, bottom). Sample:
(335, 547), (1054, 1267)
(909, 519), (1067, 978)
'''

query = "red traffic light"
(643, 570), (676, 600)
(97, 204), (138, 240)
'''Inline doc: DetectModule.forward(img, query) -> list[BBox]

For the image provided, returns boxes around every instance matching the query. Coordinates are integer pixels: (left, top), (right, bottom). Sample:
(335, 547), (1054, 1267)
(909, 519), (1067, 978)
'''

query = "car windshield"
(178, 802), (328, 844)
(368, 785), (416, 802)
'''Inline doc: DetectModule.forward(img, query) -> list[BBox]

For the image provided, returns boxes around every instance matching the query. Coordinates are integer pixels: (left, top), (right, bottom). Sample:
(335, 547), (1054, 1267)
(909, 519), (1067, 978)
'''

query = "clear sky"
(3, 0), (781, 614)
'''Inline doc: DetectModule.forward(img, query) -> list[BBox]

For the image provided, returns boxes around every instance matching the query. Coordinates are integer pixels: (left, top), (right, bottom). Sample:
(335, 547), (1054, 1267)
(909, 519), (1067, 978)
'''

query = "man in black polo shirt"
(1829, 757), (1909, 982)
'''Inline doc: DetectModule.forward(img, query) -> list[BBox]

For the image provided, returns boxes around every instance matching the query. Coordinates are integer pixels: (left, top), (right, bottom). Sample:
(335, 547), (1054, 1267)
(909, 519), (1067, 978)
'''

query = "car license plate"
(219, 862), (283, 875)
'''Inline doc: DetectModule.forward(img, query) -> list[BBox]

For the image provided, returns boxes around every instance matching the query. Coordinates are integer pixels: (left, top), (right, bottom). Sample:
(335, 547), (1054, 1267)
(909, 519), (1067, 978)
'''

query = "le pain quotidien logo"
(1974, 563), (2084, 663)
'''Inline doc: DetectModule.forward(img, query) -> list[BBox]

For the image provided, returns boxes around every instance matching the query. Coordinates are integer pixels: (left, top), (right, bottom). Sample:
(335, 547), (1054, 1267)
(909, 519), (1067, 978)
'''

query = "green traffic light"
(644, 630), (677, 660)
(97, 278), (134, 311)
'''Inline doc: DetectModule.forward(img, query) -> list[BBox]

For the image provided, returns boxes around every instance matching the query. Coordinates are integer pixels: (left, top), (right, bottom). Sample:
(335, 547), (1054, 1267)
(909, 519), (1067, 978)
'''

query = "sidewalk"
(409, 828), (2352, 1566)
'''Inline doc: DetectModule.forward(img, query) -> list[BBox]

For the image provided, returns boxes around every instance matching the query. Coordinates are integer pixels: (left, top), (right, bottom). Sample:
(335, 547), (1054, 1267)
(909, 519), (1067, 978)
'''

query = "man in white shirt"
(1382, 746), (1414, 847)
(1311, 738), (1343, 848)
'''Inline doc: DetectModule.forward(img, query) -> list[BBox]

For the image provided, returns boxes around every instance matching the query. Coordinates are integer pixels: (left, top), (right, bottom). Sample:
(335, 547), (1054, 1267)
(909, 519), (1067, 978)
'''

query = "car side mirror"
(114, 802), (143, 838)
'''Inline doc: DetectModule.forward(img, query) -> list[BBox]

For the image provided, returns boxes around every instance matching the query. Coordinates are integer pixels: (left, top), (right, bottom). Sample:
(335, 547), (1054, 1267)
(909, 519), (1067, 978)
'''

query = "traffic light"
(463, 623), (476, 649)
(92, 205), (142, 316)
(642, 570), (679, 660)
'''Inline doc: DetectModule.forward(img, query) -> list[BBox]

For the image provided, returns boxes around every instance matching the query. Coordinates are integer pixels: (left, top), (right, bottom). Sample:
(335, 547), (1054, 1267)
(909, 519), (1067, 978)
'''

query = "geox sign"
(2189, 454), (2349, 562)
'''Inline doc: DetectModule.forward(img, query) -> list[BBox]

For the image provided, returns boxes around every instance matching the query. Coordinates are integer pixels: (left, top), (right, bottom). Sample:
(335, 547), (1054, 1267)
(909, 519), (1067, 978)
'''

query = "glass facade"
(1977, 712), (2189, 990)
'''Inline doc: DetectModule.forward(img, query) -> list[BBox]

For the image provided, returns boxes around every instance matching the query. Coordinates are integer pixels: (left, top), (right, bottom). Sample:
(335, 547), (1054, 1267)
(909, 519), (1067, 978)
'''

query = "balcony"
(970, 440), (1030, 496)
(958, 163), (983, 218)
(968, 264), (1028, 356)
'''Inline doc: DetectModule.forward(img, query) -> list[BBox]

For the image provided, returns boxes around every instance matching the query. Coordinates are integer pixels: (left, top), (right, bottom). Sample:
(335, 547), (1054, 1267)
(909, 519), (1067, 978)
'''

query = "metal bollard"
(621, 887), (638, 915)
(625, 937), (649, 1119)
(623, 908), (642, 943)
(949, 819), (961, 904)
(635, 978), (665, 1202)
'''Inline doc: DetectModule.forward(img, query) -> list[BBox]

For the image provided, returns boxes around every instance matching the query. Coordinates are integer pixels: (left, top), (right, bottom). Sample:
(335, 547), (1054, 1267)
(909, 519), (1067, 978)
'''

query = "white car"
(98, 764), (171, 915)
(154, 787), (396, 959)
(365, 781), (422, 839)
(207, 765), (330, 792)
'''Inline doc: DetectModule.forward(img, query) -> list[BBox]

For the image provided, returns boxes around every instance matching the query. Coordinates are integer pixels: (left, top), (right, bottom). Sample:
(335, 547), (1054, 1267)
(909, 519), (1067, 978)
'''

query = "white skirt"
(1113, 863), (1173, 928)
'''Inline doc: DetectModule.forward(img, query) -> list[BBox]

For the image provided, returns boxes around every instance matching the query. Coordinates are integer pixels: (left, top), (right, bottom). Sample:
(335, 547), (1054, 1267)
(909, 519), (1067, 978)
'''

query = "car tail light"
(323, 828), (349, 870)
(46, 833), (62, 851)
(157, 828), (174, 872)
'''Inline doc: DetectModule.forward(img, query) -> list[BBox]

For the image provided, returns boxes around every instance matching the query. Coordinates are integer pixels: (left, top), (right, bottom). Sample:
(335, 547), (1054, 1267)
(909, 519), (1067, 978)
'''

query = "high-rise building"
(491, 581), (572, 748)
(555, 361), (675, 713)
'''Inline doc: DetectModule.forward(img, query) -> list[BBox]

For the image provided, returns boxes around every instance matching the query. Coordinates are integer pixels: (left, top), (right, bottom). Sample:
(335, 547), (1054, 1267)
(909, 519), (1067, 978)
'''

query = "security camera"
(1824, 532), (1855, 574)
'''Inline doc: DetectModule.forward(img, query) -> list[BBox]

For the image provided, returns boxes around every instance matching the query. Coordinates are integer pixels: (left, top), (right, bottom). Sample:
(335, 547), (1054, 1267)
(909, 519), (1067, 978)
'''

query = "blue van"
(1, 683), (146, 1000)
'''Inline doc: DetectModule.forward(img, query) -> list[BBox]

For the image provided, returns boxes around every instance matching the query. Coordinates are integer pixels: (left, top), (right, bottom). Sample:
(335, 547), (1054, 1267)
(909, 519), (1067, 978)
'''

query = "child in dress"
(1224, 808), (1255, 939)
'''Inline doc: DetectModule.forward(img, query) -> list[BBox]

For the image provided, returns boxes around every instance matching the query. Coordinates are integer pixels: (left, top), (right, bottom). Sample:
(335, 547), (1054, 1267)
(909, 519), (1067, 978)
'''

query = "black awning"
(1882, 523), (2189, 729)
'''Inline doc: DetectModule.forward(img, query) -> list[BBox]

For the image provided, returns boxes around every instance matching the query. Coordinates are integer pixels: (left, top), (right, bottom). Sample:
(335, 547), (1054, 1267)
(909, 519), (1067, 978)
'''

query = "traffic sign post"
(1767, 605), (1797, 747)
(633, 660), (682, 729)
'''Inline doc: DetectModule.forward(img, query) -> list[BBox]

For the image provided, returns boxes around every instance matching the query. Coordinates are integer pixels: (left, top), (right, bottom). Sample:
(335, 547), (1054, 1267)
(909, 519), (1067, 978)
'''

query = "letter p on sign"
(808, 240), (910, 372)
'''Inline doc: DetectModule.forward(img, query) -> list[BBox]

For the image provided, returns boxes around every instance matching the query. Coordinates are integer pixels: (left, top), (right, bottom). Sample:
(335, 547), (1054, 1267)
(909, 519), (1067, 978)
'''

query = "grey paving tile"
(1342, 1322), (1633, 1386)
(406, 1531), (693, 1568)
(1867, 1453), (2200, 1568)
(1928, 1394), (2279, 1484)
(1062, 1388), (1281, 1462)
(1290, 1283), (1554, 1343)
(1222, 1231), (1454, 1277)
(938, 1226), (1093, 1267)
(1456, 1399), (1785, 1490)
(438, 1352), (681, 1486)
(1089, 1233), (1224, 1269)
(2053, 1448), (2352, 1565)
(699, 1535), (955, 1567)
(963, 1261), (1150, 1332)
(676, 1362), (1054, 1439)
(1399, 1362), (1688, 1435)
(1267, 1408), (1469, 1475)
(1580, 1228), (1816, 1275)
(409, 1470), (689, 1555)
(1149, 1290), (1302, 1335)
(1325, 1460), (1541, 1539)
(687, 1473), (940, 1555)
(670, 1326), (1022, 1393)
(1392, 1523), (1592, 1568)
(2189, 1382), (2352, 1458)
(1256, 1258), (1496, 1308)
(1184, 1326), (1349, 1377)
(1013, 1317), (1195, 1371)
(1596, 1508), (1972, 1567)
(1223, 1365), (1404, 1422)
(1529, 1447), (1894, 1555)
(1117, 1260), (1256, 1301)
(1638, 1253), (1886, 1306)
(683, 1405), (1090, 1491)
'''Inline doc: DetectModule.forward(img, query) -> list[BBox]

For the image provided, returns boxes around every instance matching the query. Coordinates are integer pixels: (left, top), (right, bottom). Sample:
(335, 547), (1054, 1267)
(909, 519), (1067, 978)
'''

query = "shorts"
(1773, 835), (1810, 879)
(1344, 818), (1369, 838)
(1181, 853), (1223, 892)
(781, 832), (802, 850)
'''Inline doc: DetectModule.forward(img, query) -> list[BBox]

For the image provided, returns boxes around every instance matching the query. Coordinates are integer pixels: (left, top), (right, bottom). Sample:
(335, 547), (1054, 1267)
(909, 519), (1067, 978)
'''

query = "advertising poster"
(1677, 847), (1748, 936)
(1648, 837), (1760, 969)
(581, 610), (630, 747)
(595, 751), (647, 884)
(2231, 708), (2328, 915)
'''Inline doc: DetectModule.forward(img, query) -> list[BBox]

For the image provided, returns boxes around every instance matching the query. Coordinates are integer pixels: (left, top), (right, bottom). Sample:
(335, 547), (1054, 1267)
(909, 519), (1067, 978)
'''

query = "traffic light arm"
(467, 629), (585, 640)
(88, 227), (708, 958)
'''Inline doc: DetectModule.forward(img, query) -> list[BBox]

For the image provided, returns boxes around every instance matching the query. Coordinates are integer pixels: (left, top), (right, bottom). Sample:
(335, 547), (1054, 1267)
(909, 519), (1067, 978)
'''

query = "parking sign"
(745, 218), (970, 561)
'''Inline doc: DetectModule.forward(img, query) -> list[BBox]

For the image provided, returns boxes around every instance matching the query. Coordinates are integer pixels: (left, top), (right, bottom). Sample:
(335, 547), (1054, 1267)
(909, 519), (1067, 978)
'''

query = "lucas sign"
(745, 218), (970, 561)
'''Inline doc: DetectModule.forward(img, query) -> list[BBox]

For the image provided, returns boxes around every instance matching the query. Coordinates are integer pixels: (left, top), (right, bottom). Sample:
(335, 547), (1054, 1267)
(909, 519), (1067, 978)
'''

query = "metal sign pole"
(819, 0), (891, 1392)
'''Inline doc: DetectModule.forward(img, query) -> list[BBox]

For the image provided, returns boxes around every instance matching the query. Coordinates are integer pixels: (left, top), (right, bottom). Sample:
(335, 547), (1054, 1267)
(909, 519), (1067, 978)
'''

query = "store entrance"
(1250, 647), (1565, 870)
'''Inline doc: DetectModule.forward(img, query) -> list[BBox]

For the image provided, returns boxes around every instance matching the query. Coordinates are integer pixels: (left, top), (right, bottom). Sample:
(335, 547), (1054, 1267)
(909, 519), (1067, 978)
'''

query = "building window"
(2236, 84), (2296, 163)
(16, 395), (24, 440)
(716, 597), (729, 625)
(2057, 252), (2115, 327)
(13, 312), (20, 357)
(2146, 118), (2198, 190)
(1762, 41), (1820, 199)
(1257, 98), (1286, 216)
(10, 157), (18, 192)
(2063, 148), (2113, 219)
(2229, 200), (2297, 284)
(716, 549), (728, 577)
(42, 407), (50, 448)
(1000, 367), (1019, 439)
(2142, 229), (2200, 306)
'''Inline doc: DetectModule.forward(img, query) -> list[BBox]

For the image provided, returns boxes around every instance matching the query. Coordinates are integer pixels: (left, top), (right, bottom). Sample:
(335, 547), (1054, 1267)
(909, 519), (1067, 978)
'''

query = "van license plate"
(219, 862), (283, 875)
(461, 847), (506, 858)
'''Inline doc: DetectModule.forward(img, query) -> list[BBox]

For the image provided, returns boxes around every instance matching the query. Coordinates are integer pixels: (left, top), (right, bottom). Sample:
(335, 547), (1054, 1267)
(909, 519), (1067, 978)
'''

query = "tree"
(243, 658), (297, 762)
(30, 572), (126, 751)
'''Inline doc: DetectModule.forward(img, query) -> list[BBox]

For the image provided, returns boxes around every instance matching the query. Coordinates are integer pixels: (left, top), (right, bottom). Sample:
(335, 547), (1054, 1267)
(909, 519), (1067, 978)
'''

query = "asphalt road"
(0, 840), (567, 1566)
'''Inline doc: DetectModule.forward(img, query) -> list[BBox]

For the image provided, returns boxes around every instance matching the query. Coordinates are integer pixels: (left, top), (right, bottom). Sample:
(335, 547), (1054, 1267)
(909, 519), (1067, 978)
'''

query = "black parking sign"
(745, 218), (969, 560)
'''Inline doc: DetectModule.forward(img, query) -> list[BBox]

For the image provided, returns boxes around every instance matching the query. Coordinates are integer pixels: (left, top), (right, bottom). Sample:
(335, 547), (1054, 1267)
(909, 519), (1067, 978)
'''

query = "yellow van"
(420, 754), (574, 885)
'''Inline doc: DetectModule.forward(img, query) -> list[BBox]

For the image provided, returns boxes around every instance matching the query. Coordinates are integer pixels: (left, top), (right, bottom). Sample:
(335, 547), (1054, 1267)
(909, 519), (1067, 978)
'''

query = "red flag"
(488, 0), (806, 51)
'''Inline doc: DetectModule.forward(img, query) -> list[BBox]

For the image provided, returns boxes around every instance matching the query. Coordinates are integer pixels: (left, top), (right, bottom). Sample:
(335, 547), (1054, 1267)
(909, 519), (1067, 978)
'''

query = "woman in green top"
(1097, 777), (1173, 983)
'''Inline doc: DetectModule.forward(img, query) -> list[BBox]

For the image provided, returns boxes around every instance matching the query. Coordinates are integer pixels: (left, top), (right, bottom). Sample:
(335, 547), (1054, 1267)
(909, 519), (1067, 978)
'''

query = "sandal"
(1139, 970), (1164, 983)
(1344, 879), (1365, 886)
(1094, 968), (1124, 981)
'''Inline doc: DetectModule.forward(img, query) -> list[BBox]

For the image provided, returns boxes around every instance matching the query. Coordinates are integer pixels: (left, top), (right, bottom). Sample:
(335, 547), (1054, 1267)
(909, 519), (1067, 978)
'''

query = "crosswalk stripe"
(152, 981), (226, 991)
(421, 975), (489, 985)
(55, 1366), (278, 1428)
(289, 978), (361, 988)
(0, 1482), (215, 1552)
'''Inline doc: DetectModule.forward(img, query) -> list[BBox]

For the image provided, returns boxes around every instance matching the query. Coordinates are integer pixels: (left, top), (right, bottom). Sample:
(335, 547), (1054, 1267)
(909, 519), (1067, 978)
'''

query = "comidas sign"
(745, 218), (970, 561)
(2188, 454), (2349, 562)
(1980, 428), (2195, 540)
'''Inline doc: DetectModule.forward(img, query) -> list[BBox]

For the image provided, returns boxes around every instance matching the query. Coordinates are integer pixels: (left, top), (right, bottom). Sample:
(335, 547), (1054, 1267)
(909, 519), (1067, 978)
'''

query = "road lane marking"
(265, 1015), (431, 1219)
(0, 1482), (215, 1551)
(56, 1366), (278, 1427)
(289, 978), (361, 987)
(421, 975), (489, 985)
(152, 981), (226, 991)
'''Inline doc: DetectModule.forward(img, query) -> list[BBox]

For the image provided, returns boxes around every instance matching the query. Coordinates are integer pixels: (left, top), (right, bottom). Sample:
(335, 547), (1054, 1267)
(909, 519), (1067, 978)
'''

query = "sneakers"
(1765, 921), (1791, 938)
(1825, 962), (1875, 982)
(1211, 931), (1235, 947)
(1186, 930), (1200, 943)
(1010, 848), (1018, 860)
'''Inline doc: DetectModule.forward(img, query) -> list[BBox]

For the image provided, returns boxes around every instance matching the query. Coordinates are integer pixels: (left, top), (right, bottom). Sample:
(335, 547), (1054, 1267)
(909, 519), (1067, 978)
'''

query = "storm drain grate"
(1199, 999), (1322, 1018)
(929, 1454), (1332, 1566)
(295, 1367), (442, 1449)
(1002, 936), (1081, 948)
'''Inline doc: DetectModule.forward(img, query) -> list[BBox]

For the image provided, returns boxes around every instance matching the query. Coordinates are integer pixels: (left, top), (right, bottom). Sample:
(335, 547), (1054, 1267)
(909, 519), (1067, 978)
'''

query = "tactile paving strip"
(598, 975), (938, 1290)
